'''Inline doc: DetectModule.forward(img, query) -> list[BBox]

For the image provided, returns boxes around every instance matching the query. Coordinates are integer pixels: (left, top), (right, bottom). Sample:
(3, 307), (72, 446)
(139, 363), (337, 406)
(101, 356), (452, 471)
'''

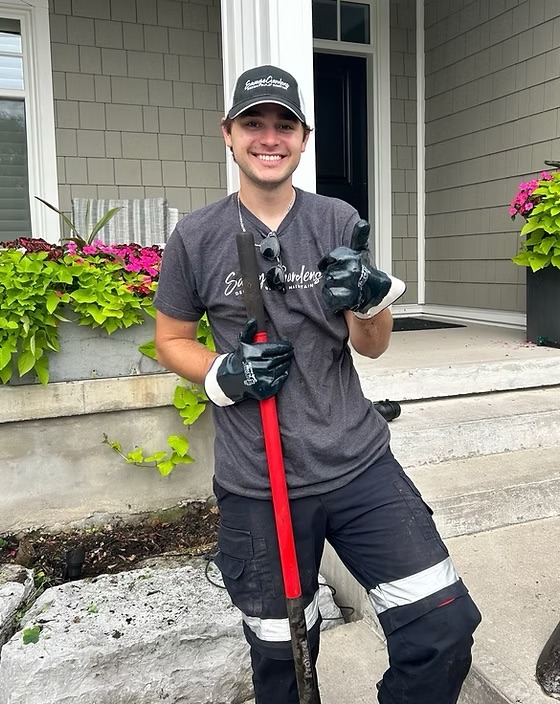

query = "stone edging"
(0, 374), (182, 424)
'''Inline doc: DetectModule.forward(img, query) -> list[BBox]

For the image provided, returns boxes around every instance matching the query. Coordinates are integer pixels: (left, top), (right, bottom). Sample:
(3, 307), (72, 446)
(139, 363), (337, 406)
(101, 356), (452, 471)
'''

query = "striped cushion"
(71, 198), (176, 246)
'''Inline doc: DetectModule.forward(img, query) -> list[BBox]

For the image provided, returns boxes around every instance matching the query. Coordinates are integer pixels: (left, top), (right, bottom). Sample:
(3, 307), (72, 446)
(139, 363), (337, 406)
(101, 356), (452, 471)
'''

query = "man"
(154, 64), (481, 703)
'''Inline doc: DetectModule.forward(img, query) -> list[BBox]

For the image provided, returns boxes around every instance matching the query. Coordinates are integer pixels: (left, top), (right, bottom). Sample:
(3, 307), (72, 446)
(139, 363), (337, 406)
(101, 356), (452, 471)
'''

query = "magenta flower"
(510, 176), (545, 220)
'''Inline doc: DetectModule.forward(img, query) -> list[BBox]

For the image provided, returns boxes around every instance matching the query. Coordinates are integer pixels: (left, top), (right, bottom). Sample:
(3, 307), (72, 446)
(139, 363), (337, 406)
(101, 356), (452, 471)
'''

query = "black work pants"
(214, 449), (481, 703)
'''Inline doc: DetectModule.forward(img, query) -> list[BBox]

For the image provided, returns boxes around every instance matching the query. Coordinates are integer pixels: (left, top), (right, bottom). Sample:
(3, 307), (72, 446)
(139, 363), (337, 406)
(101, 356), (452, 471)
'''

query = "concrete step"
(387, 386), (560, 468)
(408, 447), (560, 538)
(360, 355), (560, 402)
(447, 516), (560, 704)
(321, 446), (560, 620)
(353, 323), (560, 402)
(317, 446), (560, 703)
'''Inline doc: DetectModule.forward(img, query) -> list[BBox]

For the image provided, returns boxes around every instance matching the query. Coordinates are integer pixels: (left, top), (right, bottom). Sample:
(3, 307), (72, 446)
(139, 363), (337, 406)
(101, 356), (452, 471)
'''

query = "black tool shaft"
(236, 230), (266, 331)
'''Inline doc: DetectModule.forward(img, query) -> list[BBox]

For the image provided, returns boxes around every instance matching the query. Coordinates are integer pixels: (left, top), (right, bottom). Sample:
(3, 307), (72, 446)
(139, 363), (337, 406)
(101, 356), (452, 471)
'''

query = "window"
(0, 1), (58, 243)
(0, 19), (31, 240)
(312, 0), (337, 41)
(312, 0), (371, 44)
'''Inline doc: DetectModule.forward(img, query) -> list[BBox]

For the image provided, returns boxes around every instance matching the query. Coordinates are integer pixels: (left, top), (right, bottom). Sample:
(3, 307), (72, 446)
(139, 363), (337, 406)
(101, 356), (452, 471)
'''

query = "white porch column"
(220, 0), (316, 194)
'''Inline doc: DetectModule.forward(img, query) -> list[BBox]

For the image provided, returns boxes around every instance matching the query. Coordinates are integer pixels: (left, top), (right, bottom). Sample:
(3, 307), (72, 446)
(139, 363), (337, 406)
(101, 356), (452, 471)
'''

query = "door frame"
(313, 0), (392, 273)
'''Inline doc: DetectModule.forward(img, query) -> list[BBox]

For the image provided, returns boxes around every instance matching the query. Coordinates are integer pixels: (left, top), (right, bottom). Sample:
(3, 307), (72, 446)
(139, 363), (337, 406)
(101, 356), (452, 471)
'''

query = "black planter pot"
(526, 266), (560, 347)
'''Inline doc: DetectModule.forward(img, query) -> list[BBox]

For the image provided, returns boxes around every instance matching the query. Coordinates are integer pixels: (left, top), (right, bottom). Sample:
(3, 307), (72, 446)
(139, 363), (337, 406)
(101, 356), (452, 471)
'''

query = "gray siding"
(50, 0), (225, 220)
(424, 0), (560, 312)
(391, 0), (418, 304)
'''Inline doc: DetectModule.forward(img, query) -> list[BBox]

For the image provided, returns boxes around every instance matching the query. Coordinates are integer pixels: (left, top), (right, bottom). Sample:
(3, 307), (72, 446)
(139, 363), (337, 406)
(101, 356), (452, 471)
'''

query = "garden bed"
(0, 502), (219, 589)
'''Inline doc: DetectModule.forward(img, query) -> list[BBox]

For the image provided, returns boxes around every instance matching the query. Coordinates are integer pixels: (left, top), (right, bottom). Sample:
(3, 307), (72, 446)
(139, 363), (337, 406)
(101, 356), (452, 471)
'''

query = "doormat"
(392, 317), (466, 332)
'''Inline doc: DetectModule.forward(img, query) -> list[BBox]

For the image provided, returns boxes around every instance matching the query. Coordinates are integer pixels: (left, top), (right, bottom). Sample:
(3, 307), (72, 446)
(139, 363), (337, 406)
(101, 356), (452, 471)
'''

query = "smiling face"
(222, 104), (310, 191)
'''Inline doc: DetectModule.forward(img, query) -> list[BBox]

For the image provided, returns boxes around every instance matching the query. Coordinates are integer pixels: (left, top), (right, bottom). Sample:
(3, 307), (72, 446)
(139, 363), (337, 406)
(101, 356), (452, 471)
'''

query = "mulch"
(0, 502), (219, 589)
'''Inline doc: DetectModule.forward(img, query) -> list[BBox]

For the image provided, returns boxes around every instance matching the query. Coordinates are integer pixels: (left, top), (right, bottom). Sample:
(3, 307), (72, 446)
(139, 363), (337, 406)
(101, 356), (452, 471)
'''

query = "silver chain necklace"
(236, 189), (296, 234)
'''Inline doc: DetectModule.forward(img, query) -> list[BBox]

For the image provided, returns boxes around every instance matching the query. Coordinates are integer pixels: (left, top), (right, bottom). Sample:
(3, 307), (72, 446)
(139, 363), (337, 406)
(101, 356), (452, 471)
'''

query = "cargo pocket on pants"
(394, 472), (440, 541)
(214, 524), (263, 617)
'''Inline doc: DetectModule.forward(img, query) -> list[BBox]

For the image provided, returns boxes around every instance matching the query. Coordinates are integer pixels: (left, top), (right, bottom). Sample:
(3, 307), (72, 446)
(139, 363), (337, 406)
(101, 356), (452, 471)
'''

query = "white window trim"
(0, 0), (58, 242)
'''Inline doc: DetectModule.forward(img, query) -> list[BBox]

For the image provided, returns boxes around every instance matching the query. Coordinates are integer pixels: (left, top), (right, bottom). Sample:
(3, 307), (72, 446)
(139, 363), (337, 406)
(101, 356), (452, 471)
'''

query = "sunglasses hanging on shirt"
(258, 232), (286, 293)
(236, 194), (292, 294)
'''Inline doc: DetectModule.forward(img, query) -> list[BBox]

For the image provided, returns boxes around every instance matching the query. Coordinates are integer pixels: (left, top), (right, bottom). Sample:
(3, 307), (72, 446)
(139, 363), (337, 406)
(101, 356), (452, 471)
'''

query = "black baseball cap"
(227, 65), (306, 123)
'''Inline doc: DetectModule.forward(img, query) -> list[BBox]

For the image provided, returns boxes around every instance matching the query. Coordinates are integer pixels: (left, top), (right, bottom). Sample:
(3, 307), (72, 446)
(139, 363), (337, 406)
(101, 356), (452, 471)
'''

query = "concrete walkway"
(246, 620), (387, 704)
(450, 516), (560, 704)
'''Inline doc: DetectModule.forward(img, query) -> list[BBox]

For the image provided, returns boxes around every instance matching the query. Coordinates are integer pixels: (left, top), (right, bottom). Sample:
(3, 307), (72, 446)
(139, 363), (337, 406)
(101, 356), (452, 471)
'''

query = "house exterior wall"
(390, 0), (418, 304)
(424, 0), (560, 312)
(48, 0), (226, 220)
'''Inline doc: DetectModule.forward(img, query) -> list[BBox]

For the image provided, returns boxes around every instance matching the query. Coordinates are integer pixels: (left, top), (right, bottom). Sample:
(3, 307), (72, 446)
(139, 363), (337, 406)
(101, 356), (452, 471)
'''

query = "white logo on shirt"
(223, 265), (322, 297)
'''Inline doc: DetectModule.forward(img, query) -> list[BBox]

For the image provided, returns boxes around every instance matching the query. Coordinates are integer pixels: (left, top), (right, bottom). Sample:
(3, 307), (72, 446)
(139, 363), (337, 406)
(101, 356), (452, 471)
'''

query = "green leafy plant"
(35, 196), (121, 247)
(22, 625), (41, 645)
(510, 170), (560, 271)
(103, 432), (194, 477)
(103, 316), (214, 475)
(0, 238), (161, 384)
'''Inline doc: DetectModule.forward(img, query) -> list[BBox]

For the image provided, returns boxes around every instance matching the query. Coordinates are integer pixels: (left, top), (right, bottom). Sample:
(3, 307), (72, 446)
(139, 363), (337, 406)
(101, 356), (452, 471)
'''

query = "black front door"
(313, 52), (369, 219)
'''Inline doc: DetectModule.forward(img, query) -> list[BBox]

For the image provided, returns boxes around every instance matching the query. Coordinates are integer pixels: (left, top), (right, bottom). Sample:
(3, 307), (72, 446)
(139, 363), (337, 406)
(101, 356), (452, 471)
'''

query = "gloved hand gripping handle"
(236, 230), (321, 704)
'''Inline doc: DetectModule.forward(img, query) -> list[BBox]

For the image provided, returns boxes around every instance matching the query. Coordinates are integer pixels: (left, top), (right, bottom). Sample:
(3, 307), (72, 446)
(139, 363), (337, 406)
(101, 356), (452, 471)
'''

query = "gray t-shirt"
(154, 188), (390, 499)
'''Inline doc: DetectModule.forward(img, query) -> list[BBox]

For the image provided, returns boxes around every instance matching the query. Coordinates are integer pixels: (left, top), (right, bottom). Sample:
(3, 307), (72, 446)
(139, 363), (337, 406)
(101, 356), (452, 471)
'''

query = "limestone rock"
(0, 559), (252, 704)
(0, 564), (34, 648)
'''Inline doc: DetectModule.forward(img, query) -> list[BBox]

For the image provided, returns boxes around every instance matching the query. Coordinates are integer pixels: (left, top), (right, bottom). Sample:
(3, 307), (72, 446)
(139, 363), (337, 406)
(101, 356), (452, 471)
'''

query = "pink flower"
(509, 169), (560, 221)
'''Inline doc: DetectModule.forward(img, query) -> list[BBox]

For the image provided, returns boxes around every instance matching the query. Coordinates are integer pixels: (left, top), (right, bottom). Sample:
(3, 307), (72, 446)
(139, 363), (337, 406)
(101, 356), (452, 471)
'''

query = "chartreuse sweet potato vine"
(510, 170), (560, 272)
(103, 315), (215, 476)
(0, 238), (159, 384)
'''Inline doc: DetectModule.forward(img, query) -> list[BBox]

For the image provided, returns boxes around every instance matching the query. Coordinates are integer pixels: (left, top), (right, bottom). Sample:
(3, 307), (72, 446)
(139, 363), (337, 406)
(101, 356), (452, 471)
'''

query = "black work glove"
(318, 220), (406, 318)
(204, 318), (294, 406)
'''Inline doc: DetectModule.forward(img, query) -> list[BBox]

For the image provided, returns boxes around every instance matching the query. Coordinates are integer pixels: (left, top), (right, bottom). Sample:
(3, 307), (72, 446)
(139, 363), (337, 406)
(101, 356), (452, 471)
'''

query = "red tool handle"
(254, 332), (301, 598)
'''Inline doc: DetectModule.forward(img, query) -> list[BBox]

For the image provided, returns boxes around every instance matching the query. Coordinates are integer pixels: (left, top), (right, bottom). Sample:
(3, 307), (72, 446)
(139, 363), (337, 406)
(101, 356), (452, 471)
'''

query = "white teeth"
(256, 154), (282, 161)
